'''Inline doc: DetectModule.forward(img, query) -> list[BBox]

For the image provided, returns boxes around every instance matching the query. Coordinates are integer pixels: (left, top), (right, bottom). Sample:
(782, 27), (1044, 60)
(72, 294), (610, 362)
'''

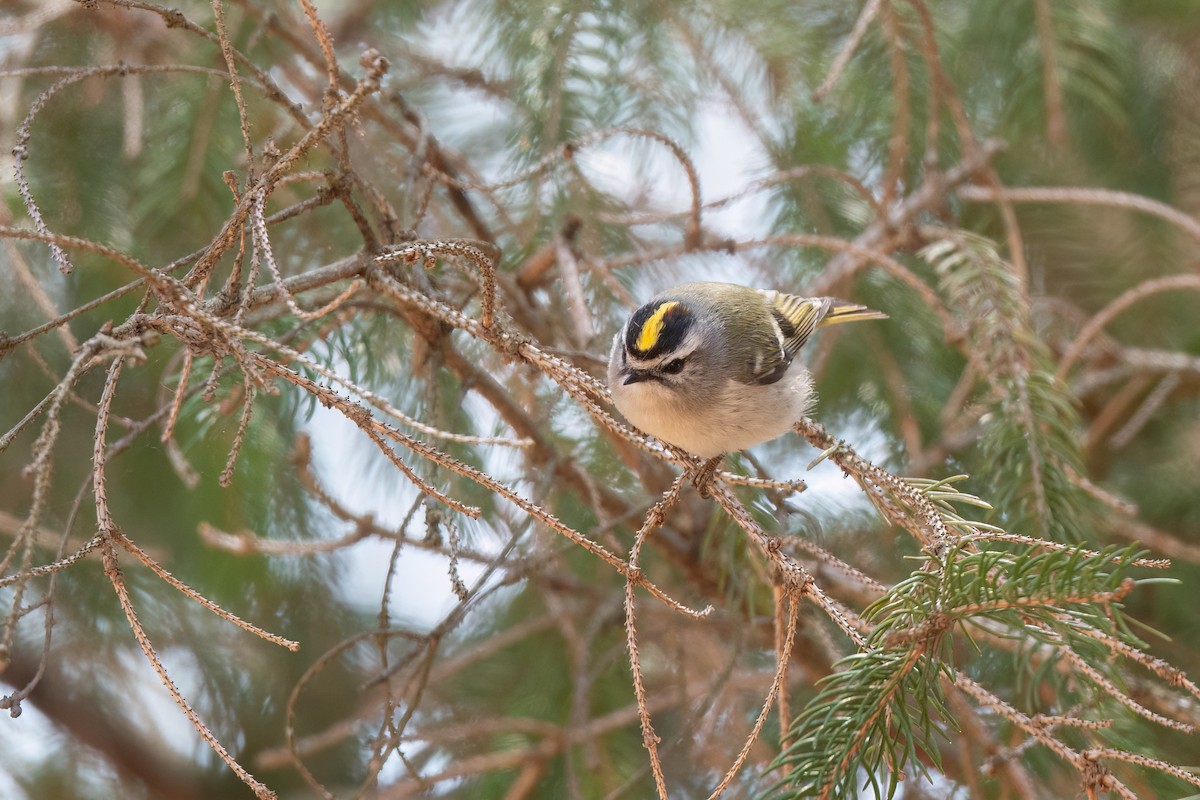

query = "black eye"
(661, 358), (685, 375)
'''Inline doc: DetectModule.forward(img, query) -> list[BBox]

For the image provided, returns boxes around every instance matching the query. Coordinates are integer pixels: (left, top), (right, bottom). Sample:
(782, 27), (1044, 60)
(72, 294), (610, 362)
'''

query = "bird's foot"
(690, 456), (724, 498)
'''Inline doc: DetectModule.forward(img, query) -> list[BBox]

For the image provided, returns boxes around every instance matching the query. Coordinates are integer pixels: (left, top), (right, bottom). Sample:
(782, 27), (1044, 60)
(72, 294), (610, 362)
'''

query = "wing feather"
(748, 290), (887, 385)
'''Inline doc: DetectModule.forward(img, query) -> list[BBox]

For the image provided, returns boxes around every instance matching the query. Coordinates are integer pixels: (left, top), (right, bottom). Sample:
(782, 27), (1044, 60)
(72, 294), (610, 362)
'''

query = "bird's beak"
(623, 369), (649, 385)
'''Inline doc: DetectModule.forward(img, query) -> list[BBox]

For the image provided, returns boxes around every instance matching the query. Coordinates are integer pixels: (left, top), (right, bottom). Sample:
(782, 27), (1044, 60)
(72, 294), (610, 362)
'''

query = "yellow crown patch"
(636, 301), (679, 353)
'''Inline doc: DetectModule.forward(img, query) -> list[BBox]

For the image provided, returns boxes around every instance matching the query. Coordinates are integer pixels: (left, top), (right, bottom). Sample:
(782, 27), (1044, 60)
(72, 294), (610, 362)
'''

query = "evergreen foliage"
(2, 1), (1199, 798)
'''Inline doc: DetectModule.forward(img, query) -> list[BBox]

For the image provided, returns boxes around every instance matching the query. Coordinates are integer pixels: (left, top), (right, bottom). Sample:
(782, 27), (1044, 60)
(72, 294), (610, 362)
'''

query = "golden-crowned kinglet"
(607, 281), (886, 458)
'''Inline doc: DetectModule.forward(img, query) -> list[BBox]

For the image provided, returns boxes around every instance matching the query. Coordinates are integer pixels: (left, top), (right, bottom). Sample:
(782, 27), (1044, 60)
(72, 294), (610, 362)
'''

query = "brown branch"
(812, 0), (883, 101)
(1058, 274), (1200, 380)
(0, 647), (209, 800)
(1032, 0), (1068, 146)
(960, 184), (1200, 245)
(807, 139), (1006, 295)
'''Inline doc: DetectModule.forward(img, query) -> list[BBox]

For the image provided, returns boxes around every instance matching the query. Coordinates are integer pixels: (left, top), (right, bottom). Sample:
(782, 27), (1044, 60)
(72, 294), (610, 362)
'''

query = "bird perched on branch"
(608, 281), (886, 460)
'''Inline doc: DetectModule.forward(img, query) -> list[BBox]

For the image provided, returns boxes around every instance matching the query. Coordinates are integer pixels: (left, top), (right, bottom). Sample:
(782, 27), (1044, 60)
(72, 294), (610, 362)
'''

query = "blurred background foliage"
(2, 0), (1199, 798)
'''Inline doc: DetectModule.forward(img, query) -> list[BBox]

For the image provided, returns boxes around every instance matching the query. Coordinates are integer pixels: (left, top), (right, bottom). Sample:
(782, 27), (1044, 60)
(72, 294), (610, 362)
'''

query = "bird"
(607, 281), (886, 460)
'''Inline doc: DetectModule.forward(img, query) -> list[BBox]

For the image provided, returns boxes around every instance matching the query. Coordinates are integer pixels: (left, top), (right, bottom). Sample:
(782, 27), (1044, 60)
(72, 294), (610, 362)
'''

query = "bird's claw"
(689, 456), (724, 498)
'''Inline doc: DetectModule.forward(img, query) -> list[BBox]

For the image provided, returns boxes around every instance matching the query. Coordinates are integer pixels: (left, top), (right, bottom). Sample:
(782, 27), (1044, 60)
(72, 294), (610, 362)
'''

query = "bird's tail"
(818, 300), (889, 327)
